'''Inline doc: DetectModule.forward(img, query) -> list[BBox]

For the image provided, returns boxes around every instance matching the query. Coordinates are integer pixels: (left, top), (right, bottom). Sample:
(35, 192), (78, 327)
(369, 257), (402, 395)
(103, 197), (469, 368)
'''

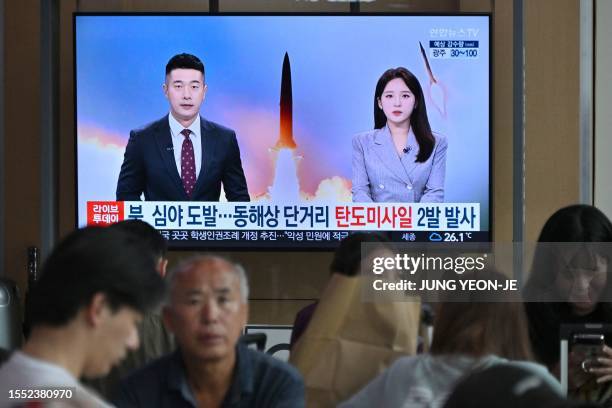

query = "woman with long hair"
(524, 204), (612, 404)
(352, 67), (447, 203)
(339, 269), (560, 408)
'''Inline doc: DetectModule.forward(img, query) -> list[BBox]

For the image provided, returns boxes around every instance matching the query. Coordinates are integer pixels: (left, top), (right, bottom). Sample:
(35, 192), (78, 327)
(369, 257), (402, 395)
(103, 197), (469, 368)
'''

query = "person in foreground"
(352, 67), (447, 203)
(443, 364), (600, 408)
(289, 232), (420, 407)
(339, 269), (561, 408)
(0, 226), (166, 407)
(116, 53), (249, 202)
(289, 232), (393, 349)
(524, 204), (612, 405)
(113, 255), (304, 408)
(88, 220), (174, 398)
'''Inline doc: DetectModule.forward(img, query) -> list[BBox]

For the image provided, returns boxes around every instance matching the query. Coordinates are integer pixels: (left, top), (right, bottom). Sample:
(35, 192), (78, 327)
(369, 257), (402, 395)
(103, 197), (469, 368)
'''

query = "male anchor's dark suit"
(116, 115), (250, 201)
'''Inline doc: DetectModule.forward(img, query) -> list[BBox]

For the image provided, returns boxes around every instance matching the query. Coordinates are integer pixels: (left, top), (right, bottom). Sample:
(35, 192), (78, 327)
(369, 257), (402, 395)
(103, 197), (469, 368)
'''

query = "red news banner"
(87, 202), (480, 231)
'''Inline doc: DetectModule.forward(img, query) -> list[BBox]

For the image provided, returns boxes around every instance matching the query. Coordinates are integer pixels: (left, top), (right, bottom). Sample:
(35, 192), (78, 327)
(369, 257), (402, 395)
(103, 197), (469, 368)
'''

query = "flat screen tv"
(75, 13), (491, 249)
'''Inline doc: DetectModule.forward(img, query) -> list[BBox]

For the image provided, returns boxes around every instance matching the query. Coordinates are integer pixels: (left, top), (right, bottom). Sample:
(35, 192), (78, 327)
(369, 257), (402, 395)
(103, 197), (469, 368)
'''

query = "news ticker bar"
(157, 230), (491, 248)
(87, 201), (480, 232)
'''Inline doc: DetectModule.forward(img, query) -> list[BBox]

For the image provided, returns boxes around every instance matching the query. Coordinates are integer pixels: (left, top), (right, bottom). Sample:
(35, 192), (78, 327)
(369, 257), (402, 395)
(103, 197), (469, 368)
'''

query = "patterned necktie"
(180, 129), (196, 197)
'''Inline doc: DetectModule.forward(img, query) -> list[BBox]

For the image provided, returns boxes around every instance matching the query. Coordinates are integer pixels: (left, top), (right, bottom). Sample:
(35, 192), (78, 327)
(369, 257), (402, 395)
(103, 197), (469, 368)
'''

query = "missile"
(275, 52), (297, 149)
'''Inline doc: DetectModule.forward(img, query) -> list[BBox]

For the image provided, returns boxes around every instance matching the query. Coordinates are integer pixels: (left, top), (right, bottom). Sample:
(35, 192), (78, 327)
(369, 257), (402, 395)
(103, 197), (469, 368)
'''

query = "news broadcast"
(75, 14), (490, 249)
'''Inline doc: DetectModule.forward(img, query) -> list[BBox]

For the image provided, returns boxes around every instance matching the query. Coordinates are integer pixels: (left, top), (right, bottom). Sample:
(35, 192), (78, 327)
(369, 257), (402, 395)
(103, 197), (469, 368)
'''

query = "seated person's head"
(330, 232), (392, 277)
(537, 204), (612, 243)
(28, 226), (166, 378)
(430, 269), (533, 361)
(110, 219), (168, 276)
(163, 256), (248, 363)
(526, 204), (612, 316)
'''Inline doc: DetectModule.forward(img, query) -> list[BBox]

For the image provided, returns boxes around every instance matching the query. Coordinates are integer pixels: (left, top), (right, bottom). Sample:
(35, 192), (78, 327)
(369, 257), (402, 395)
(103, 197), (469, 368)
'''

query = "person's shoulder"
(353, 128), (381, 143)
(0, 352), (80, 392)
(245, 348), (303, 384)
(131, 115), (167, 135)
(387, 354), (469, 383)
(433, 133), (447, 142)
(353, 129), (384, 152)
(433, 132), (448, 147)
(0, 353), (21, 387)
(502, 359), (555, 377)
(387, 354), (421, 373)
(202, 118), (236, 137)
(120, 351), (175, 387)
(478, 355), (550, 377)
(489, 358), (562, 393)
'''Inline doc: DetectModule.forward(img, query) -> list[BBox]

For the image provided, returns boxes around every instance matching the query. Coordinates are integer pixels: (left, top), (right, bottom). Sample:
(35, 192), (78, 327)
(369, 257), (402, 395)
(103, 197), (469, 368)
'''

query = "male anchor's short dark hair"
(28, 226), (166, 327)
(110, 220), (167, 262)
(165, 53), (205, 77)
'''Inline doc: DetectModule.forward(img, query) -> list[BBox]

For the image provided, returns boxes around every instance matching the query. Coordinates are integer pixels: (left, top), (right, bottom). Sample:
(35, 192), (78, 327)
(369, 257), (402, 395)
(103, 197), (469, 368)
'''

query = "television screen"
(75, 13), (491, 249)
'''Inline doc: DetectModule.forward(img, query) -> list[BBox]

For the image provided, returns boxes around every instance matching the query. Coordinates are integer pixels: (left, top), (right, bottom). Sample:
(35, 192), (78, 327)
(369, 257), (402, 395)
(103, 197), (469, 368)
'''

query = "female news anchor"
(352, 67), (447, 203)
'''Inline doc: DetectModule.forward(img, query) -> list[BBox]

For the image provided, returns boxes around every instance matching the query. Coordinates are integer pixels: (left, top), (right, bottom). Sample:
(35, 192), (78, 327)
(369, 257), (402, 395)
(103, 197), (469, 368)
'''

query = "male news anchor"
(116, 53), (250, 202)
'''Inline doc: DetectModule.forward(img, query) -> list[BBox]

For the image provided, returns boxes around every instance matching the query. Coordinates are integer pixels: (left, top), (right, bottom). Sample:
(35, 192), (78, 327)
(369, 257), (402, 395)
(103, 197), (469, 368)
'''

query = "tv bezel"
(73, 11), (493, 251)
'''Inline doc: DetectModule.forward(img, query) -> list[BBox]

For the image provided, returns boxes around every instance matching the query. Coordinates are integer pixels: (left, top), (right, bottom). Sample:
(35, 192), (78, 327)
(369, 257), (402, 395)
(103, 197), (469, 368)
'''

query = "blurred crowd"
(1, 204), (612, 408)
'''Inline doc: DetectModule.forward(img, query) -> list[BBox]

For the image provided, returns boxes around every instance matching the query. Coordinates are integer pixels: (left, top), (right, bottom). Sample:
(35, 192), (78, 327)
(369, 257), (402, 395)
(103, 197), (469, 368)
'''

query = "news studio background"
(75, 14), (490, 248)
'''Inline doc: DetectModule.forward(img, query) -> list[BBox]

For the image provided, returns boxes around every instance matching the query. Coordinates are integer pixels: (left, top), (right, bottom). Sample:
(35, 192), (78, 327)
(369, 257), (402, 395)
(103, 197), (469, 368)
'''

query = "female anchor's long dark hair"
(374, 67), (435, 162)
(524, 204), (612, 368)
